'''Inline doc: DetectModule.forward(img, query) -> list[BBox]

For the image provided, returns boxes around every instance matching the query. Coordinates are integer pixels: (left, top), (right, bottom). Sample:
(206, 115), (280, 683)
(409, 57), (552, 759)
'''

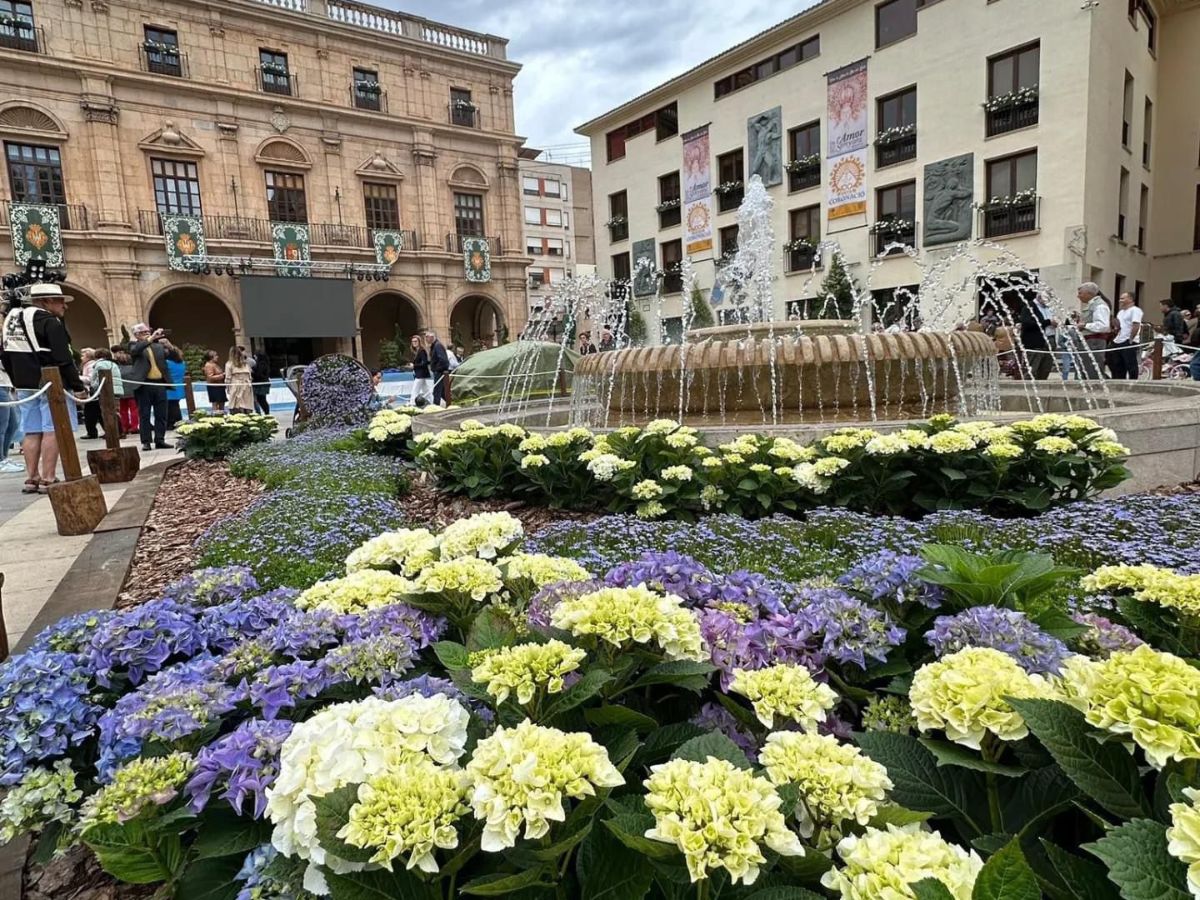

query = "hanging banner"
(162, 215), (207, 271)
(271, 222), (311, 278)
(826, 59), (870, 221)
(632, 238), (656, 297)
(8, 203), (64, 268)
(463, 237), (491, 283)
(373, 230), (405, 266)
(682, 124), (714, 256)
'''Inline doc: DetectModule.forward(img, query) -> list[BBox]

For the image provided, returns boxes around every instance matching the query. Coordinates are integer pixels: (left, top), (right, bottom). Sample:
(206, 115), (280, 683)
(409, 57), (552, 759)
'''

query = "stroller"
(283, 364), (307, 438)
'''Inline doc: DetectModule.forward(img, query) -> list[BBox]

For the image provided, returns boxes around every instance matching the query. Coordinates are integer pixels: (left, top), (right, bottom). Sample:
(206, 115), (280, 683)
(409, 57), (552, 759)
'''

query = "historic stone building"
(0, 0), (528, 371)
(577, 0), (1200, 337)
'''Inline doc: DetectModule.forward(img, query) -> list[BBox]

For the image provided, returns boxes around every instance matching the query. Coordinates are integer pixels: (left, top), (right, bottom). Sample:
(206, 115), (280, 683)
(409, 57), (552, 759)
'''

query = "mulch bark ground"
(397, 473), (601, 534)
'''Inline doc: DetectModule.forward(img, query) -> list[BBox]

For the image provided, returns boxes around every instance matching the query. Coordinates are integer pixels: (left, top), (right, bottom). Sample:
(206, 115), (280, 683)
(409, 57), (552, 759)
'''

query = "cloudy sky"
(374, 0), (822, 163)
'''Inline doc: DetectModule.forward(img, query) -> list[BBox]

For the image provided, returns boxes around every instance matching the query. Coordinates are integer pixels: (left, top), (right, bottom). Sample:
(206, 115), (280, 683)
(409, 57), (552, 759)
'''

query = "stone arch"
(448, 163), (490, 190)
(357, 290), (424, 370)
(253, 137), (312, 169)
(147, 284), (238, 359)
(450, 292), (505, 352)
(63, 283), (110, 352)
(0, 101), (68, 138)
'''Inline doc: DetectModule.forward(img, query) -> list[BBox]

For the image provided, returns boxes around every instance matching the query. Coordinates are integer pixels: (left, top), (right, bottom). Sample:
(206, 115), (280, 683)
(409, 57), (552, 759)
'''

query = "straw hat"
(28, 283), (73, 303)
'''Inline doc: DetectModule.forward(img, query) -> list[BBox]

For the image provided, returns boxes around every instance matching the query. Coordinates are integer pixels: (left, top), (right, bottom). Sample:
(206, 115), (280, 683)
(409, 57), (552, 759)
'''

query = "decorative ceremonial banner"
(632, 238), (656, 297)
(162, 215), (207, 271)
(463, 237), (491, 283)
(682, 125), (711, 203)
(8, 203), (64, 268)
(271, 222), (311, 278)
(828, 150), (868, 220)
(373, 230), (405, 267)
(684, 199), (713, 256)
(826, 59), (870, 222)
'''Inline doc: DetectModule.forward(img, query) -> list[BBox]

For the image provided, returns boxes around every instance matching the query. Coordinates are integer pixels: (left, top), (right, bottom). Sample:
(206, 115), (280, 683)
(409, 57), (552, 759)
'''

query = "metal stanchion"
(85, 369), (140, 483)
(40, 367), (107, 536)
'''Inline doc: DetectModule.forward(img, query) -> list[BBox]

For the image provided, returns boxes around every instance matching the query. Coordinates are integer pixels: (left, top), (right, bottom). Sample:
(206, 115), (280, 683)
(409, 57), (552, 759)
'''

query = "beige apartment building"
(518, 149), (595, 332)
(0, 0), (530, 371)
(577, 0), (1200, 338)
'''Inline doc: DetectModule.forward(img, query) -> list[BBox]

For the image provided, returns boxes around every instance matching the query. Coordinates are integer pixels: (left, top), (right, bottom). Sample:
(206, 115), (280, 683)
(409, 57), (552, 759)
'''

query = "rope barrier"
(0, 383), (51, 407)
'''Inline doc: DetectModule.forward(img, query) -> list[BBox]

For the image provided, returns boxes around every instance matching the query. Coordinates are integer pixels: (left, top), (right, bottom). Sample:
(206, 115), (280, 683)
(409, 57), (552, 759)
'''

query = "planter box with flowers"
(603, 216), (628, 229)
(356, 80), (382, 95)
(975, 189), (1038, 212)
(784, 238), (820, 272)
(869, 219), (915, 236)
(260, 61), (288, 77)
(870, 219), (916, 256)
(983, 85), (1039, 114)
(785, 154), (821, 173)
(874, 124), (916, 148)
(978, 190), (1039, 238)
(713, 180), (745, 196)
(787, 154), (822, 191)
(714, 180), (745, 213)
(655, 199), (681, 214)
(143, 40), (179, 57)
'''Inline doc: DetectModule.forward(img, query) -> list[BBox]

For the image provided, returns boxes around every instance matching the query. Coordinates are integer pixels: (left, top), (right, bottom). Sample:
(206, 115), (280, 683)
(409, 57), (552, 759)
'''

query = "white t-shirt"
(1114, 305), (1144, 343)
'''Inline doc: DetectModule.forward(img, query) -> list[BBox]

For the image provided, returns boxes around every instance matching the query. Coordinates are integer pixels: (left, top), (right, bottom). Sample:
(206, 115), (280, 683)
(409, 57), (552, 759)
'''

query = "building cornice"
(574, 0), (863, 136)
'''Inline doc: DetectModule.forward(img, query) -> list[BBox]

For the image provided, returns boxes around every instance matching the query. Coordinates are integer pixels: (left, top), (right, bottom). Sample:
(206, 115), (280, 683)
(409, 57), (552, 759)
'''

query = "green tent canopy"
(449, 341), (580, 405)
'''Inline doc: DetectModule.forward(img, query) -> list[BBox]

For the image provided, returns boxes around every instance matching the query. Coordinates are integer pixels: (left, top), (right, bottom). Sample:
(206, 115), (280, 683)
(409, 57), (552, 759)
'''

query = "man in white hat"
(0, 283), (86, 493)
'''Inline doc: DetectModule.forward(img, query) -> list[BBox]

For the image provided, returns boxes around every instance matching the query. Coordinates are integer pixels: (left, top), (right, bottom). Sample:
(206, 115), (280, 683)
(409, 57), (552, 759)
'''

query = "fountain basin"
(684, 319), (859, 342)
(573, 330), (997, 423)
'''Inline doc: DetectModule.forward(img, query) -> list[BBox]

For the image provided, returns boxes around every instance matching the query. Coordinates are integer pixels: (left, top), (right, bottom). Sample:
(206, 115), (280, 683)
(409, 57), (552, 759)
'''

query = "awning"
(239, 276), (356, 338)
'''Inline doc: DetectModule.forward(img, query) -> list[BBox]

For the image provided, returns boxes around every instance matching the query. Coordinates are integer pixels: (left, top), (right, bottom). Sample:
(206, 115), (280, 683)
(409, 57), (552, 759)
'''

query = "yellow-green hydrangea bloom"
(759, 732), (893, 840)
(929, 431), (978, 454)
(501, 553), (591, 589)
(643, 757), (804, 885)
(864, 434), (910, 456)
(1059, 645), (1200, 769)
(662, 465), (694, 481)
(414, 557), (504, 602)
(1167, 787), (1200, 900)
(636, 500), (668, 519)
(439, 512), (524, 561)
(983, 442), (1024, 460)
(632, 479), (664, 500)
(730, 663), (838, 730)
(909, 647), (1053, 749)
(586, 453), (636, 481)
(1082, 564), (1200, 618)
(550, 585), (707, 661)
(1089, 440), (1130, 459)
(470, 640), (586, 705)
(0, 760), (81, 843)
(79, 752), (194, 830)
(520, 454), (549, 469)
(466, 721), (623, 851)
(338, 759), (469, 873)
(345, 528), (438, 577)
(1034, 436), (1077, 455)
(297, 570), (414, 614)
(821, 823), (982, 900)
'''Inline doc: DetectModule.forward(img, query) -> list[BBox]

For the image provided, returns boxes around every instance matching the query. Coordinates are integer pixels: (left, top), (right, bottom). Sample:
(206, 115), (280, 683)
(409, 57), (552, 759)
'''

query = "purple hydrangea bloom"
(1072, 612), (1144, 657)
(27, 609), (117, 655)
(87, 598), (205, 688)
(0, 650), (101, 785)
(321, 633), (415, 686)
(926, 605), (1071, 675)
(605, 552), (717, 604)
(706, 570), (785, 615)
(838, 550), (943, 608)
(96, 656), (245, 777)
(341, 604), (446, 649)
(235, 844), (308, 900)
(781, 585), (906, 669)
(187, 718), (295, 818)
(697, 607), (825, 689)
(162, 566), (261, 609)
(245, 660), (329, 720)
(198, 592), (299, 653)
(264, 608), (350, 659)
(692, 703), (759, 762)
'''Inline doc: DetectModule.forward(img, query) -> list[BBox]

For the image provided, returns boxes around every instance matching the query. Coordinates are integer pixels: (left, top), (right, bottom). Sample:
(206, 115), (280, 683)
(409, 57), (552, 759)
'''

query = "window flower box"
(783, 238), (816, 253)
(655, 198), (681, 213)
(870, 219), (915, 235)
(604, 216), (627, 229)
(974, 189), (1038, 212)
(143, 40), (179, 55)
(260, 61), (288, 76)
(357, 81), (382, 94)
(785, 154), (821, 173)
(714, 180), (745, 196)
(875, 124), (916, 148)
(982, 86), (1039, 113)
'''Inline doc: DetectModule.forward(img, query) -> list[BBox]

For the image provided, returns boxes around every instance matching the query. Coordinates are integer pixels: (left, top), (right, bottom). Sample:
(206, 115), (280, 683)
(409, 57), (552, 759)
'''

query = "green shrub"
(175, 413), (277, 461)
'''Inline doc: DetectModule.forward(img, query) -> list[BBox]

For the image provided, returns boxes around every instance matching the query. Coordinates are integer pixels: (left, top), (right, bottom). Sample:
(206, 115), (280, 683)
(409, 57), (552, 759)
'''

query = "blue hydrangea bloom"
(87, 598), (205, 687)
(187, 718), (294, 819)
(926, 605), (1071, 675)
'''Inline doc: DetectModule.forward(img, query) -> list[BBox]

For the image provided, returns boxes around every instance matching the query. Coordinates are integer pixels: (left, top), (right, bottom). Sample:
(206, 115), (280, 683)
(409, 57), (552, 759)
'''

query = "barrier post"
(1151, 337), (1164, 380)
(85, 369), (140, 483)
(40, 367), (107, 535)
(184, 375), (196, 417)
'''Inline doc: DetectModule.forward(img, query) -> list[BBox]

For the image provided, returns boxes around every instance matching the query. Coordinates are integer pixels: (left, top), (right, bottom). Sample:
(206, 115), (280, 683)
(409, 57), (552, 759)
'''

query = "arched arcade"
(358, 291), (423, 370)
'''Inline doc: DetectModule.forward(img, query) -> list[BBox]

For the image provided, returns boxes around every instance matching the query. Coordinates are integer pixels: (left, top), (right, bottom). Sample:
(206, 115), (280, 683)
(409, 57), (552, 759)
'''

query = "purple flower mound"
(926, 606), (1071, 675)
(87, 598), (205, 688)
(1072, 612), (1144, 657)
(342, 604), (446, 650)
(301, 355), (375, 428)
(838, 550), (943, 609)
(779, 585), (906, 670)
(698, 607), (826, 689)
(198, 592), (299, 653)
(704, 570), (785, 616)
(605, 552), (718, 605)
(245, 660), (330, 720)
(187, 718), (295, 819)
(692, 702), (759, 762)
(27, 609), (117, 655)
(264, 608), (351, 659)
(527, 579), (608, 632)
(161, 566), (261, 609)
(321, 633), (416, 686)
(96, 656), (245, 778)
(0, 650), (101, 785)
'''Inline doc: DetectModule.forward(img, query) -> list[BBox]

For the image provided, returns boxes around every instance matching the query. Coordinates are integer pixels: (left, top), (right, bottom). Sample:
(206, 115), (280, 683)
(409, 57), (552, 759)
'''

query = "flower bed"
(175, 413), (277, 460)
(4, 498), (1200, 899)
(407, 415), (1129, 519)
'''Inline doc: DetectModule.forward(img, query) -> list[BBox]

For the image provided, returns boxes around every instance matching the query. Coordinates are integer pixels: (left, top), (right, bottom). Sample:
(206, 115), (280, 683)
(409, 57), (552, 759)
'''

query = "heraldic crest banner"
(463, 237), (491, 283)
(373, 230), (406, 267)
(271, 222), (312, 278)
(8, 203), (64, 268)
(163, 215), (207, 271)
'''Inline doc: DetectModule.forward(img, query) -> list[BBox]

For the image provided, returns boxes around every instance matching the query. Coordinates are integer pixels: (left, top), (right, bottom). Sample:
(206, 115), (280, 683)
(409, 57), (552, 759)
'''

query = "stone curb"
(0, 457), (183, 900)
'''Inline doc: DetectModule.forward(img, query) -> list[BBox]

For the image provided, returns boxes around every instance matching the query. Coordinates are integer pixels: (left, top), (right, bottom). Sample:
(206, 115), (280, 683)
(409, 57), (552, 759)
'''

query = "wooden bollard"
(86, 370), (140, 484)
(1151, 337), (1164, 380)
(184, 374), (196, 417)
(40, 367), (107, 536)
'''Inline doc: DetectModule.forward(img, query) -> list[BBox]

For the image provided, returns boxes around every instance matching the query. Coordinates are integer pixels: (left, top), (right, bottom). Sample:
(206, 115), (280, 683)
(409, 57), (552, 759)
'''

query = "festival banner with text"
(682, 124), (713, 256)
(826, 60), (869, 221)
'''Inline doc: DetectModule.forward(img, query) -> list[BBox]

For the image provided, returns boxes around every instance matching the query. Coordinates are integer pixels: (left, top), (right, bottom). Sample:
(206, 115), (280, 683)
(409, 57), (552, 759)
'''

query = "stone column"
(102, 265), (142, 341)
(495, 152), (520, 257)
(78, 75), (129, 229)
(422, 274), (451, 338)
(412, 140), (442, 251)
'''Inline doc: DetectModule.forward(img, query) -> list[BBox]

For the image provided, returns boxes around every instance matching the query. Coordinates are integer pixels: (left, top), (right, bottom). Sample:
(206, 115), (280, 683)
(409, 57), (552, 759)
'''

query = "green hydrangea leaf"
(972, 839), (1041, 900)
(911, 879), (958, 900)
(1086, 818), (1191, 900)
(671, 732), (752, 770)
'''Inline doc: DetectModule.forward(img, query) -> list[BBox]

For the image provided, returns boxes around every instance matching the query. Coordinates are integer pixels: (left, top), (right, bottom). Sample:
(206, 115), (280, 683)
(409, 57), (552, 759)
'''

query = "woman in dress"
(225, 345), (254, 414)
(203, 350), (227, 413)
(409, 334), (432, 406)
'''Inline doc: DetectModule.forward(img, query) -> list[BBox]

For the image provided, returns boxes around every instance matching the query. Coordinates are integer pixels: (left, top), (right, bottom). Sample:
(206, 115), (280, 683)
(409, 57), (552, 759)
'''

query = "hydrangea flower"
(295, 570), (413, 615)
(198, 591), (299, 653)
(246, 660), (330, 720)
(501, 553), (591, 590)
(187, 718), (295, 818)
(345, 529), (439, 577)
(925, 606), (1070, 675)
(1167, 787), (1200, 900)
(1071, 612), (1143, 657)
(691, 703), (759, 762)
(1084, 564), (1200, 618)
(604, 552), (717, 605)
(26, 609), (116, 655)
(414, 557), (504, 602)
(87, 598), (205, 687)
(821, 823), (982, 900)
(162, 566), (260, 608)
(909, 647), (1053, 749)
(526, 579), (608, 632)
(730, 663), (838, 730)
(0, 759), (82, 843)
(929, 432), (977, 454)
(838, 550), (942, 608)
(322, 633), (416, 686)
(643, 757), (803, 885)
(1034, 436), (1077, 455)
(235, 844), (304, 900)
(759, 732), (893, 839)
(79, 752), (195, 830)
(438, 512), (523, 560)
(861, 695), (915, 734)
(470, 640), (586, 705)
(341, 603), (445, 650)
(1059, 646), (1200, 768)
(466, 721), (623, 851)
(780, 585), (905, 669)
(338, 759), (469, 872)
(550, 585), (707, 662)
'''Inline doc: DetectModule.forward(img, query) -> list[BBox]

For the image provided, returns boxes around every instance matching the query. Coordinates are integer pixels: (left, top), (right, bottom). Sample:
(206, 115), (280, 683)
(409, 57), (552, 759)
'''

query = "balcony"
(980, 197), (1038, 239)
(0, 201), (92, 231)
(446, 233), (502, 254)
(324, 0), (507, 59)
(784, 242), (822, 273)
(449, 104), (479, 128)
(657, 200), (681, 229)
(258, 68), (295, 97)
(715, 181), (744, 213)
(985, 97), (1039, 137)
(137, 210), (417, 252)
(140, 44), (186, 77)
(606, 218), (628, 243)
(352, 84), (386, 112)
(661, 265), (683, 295)
(787, 160), (821, 192)
(0, 19), (41, 53)
(871, 220), (917, 257)
(876, 131), (917, 168)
